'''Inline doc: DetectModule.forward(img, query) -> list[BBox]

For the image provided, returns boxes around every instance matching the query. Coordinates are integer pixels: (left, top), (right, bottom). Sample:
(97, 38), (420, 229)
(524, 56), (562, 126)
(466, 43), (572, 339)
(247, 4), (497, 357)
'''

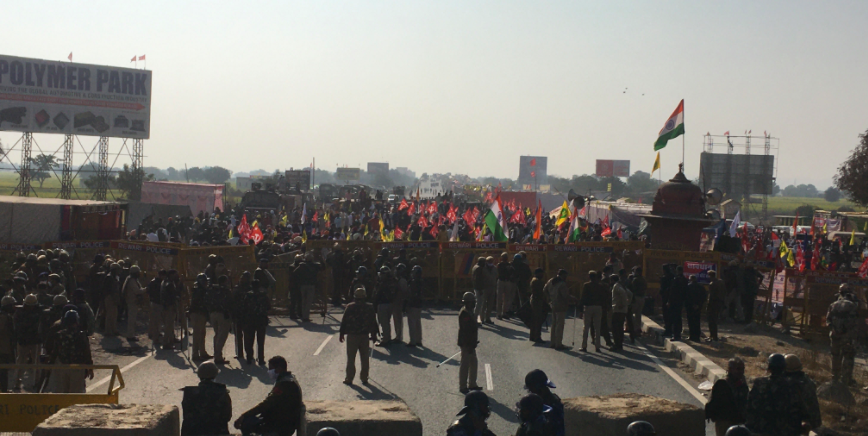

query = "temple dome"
(651, 167), (705, 217)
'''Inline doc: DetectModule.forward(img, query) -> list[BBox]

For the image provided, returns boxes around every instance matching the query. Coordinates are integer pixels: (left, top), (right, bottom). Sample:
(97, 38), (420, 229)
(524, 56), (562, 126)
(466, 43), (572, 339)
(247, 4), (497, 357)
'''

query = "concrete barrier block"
(301, 400), (422, 436)
(563, 393), (704, 436)
(32, 404), (179, 436)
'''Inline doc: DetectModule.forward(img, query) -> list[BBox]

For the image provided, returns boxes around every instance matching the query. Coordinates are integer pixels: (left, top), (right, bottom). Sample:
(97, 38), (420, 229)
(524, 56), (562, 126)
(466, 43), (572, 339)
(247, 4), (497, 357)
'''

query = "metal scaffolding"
(60, 134), (74, 199)
(17, 132), (33, 197)
(94, 137), (109, 201)
(131, 138), (144, 200)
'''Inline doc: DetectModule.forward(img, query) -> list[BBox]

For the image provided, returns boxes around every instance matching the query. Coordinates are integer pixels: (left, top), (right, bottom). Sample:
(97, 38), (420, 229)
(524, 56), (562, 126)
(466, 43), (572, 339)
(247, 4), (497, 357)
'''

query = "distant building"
(395, 167), (416, 179)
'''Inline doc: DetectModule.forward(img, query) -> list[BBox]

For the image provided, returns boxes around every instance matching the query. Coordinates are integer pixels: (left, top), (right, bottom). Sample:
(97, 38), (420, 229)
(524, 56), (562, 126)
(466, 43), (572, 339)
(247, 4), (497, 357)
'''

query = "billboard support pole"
(94, 137), (109, 201)
(17, 132), (32, 197)
(60, 135), (74, 199)
(131, 138), (144, 201)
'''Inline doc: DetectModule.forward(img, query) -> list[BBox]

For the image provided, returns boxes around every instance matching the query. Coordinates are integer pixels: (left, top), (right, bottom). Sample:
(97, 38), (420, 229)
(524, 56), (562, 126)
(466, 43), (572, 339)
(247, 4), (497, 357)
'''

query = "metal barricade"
(0, 364), (124, 433)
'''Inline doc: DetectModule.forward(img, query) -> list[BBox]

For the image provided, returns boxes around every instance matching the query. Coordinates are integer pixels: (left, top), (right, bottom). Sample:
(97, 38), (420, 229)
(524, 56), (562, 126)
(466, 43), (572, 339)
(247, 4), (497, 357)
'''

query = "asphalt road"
(86, 307), (713, 436)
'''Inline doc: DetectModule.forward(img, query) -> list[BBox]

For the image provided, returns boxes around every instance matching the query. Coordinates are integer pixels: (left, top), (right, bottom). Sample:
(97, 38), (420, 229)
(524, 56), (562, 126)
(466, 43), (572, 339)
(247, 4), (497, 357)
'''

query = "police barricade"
(642, 249), (721, 310)
(304, 240), (375, 308)
(439, 242), (507, 302)
(0, 364), (124, 433)
(56, 241), (115, 286)
(547, 241), (646, 300)
(783, 269), (868, 334)
(719, 253), (780, 324)
(508, 244), (547, 272)
(374, 241), (441, 300)
(267, 251), (300, 306)
(178, 244), (257, 290)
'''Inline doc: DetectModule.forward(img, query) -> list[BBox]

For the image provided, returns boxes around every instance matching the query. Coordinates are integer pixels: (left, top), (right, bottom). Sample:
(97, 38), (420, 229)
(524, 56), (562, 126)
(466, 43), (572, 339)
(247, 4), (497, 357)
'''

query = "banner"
(0, 55), (152, 138)
(683, 261), (716, 284)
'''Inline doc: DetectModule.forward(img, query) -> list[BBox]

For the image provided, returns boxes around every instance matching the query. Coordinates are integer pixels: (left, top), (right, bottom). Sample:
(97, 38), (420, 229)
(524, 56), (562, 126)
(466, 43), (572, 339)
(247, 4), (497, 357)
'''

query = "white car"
(388, 194), (398, 202)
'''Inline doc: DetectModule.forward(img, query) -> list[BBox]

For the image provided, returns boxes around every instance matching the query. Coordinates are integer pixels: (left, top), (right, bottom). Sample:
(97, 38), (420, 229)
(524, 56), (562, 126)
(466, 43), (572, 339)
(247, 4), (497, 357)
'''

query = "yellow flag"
(555, 201), (570, 227)
(279, 215), (288, 227)
(302, 230), (307, 243)
(850, 229), (856, 246)
(779, 240), (789, 259)
(379, 218), (385, 235)
(652, 152), (661, 173)
(786, 248), (795, 267)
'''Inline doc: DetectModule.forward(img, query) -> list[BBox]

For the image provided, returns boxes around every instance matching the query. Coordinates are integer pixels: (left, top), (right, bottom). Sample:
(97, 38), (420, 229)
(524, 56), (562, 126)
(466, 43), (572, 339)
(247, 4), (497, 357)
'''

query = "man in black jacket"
(685, 275), (707, 342)
(235, 355), (303, 436)
(666, 266), (688, 341)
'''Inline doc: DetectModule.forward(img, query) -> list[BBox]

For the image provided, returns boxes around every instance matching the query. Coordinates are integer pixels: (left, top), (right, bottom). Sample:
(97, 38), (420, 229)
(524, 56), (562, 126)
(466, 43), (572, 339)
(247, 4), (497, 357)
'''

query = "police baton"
(436, 350), (462, 368)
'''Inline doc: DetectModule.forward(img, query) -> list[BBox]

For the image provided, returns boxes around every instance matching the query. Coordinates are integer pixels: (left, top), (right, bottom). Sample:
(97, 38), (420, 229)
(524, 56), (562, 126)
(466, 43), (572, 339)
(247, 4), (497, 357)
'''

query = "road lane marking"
(87, 350), (155, 393)
(634, 343), (706, 404)
(314, 334), (335, 356)
(484, 363), (493, 391)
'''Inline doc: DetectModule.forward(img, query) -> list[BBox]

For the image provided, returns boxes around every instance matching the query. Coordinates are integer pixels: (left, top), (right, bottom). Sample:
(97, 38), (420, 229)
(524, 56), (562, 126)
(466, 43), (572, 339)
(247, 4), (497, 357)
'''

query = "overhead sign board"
(517, 156), (548, 187)
(595, 160), (631, 177)
(0, 55), (152, 139)
(367, 162), (389, 176)
(285, 169), (310, 191)
(335, 167), (360, 181)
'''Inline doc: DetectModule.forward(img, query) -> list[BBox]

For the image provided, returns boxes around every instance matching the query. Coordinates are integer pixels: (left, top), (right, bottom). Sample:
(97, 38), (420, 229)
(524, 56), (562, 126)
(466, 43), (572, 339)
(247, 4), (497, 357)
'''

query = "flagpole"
(682, 100), (685, 172)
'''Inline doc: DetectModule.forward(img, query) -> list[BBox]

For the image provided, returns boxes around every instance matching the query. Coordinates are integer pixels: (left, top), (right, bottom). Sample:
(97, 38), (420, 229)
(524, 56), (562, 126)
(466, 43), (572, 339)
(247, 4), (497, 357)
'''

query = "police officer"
(147, 270), (167, 342)
(406, 265), (424, 347)
(208, 276), (233, 365)
(49, 310), (94, 393)
(340, 287), (378, 385)
(241, 279), (270, 365)
(515, 393), (554, 436)
(189, 274), (211, 362)
(496, 253), (516, 320)
(123, 265), (144, 341)
(446, 391), (496, 436)
(472, 257), (487, 324)
(626, 421), (655, 436)
(235, 356), (303, 436)
(746, 353), (809, 436)
(826, 284), (859, 385)
(0, 296), (17, 393)
(232, 272), (252, 359)
(784, 354), (821, 431)
(374, 266), (398, 346)
(458, 292), (482, 394)
(524, 369), (564, 436)
(181, 361), (232, 436)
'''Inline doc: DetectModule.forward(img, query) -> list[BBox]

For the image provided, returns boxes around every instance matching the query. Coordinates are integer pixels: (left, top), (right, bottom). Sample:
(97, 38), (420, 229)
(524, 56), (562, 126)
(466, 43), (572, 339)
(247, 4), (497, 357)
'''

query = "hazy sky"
(3, 0), (867, 188)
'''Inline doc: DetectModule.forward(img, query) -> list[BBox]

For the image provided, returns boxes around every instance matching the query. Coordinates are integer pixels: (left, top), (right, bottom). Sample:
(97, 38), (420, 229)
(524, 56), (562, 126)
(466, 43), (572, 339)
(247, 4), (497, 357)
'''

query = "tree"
(823, 187), (841, 202)
(772, 184), (781, 196)
(185, 167), (205, 182)
(795, 204), (816, 217)
(31, 154), (59, 188)
(202, 166), (232, 184)
(835, 129), (868, 206)
(166, 167), (181, 180)
(627, 171), (659, 194)
(782, 184), (819, 198)
(116, 164), (154, 199)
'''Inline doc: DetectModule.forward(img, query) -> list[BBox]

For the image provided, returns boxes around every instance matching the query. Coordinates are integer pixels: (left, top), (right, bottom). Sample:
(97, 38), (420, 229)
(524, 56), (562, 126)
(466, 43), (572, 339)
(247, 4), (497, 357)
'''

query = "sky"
(2, 0), (867, 189)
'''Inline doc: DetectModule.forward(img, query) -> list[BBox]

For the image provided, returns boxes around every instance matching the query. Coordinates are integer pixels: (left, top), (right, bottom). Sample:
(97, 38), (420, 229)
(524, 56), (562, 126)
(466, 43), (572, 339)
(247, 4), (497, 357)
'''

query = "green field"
(0, 172), (125, 200)
(764, 196), (863, 215)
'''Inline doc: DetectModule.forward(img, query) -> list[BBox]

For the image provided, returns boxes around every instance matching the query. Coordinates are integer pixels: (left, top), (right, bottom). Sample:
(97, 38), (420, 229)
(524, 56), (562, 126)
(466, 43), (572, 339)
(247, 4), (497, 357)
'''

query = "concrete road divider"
(564, 393), (704, 436)
(32, 404), (179, 436)
(300, 400), (422, 436)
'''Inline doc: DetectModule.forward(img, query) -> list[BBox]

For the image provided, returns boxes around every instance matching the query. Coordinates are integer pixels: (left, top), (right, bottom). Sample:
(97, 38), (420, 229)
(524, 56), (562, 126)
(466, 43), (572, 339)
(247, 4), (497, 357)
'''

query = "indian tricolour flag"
(653, 99), (684, 151)
(484, 194), (509, 242)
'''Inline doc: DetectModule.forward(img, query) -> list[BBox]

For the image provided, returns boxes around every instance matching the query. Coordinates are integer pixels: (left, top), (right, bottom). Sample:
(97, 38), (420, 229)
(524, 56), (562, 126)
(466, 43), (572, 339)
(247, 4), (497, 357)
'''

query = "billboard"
(596, 160), (631, 177)
(517, 156), (548, 187)
(0, 55), (152, 139)
(335, 167), (360, 181)
(367, 162), (389, 176)
(285, 169), (311, 191)
(699, 152), (774, 197)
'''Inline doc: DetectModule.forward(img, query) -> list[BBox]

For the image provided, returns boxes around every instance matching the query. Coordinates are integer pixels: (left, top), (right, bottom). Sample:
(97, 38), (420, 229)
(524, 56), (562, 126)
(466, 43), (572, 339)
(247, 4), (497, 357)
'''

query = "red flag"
(406, 202), (416, 216)
(398, 198), (409, 210)
(138, 55), (146, 61)
(601, 227), (612, 237)
(68, 52), (73, 61)
(811, 244), (820, 271)
(418, 215), (429, 228)
(601, 214), (609, 228)
(429, 224), (439, 239)
(394, 227), (404, 240)
(857, 258), (868, 278)
(724, 131), (730, 136)
(509, 209), (524, 224)
(238, 215), (252, 243)
(533, 201), (542, 240)
(484, 192), (493, 203)
(446, 205), (458, 223)
(741, 223), (750, 252)
(530, 158), (536, 166)
(617, 227), (623, 239)
(250, 226), (264, 244)
(796, 244), (806, 273)
(792, 212), (798, 237)
(471, 207), (480, 222)
(312, 211), (319, 223)
(131, 56), (137, 63)
(463, 208), (474, 225)
(427, 201), (437, 216)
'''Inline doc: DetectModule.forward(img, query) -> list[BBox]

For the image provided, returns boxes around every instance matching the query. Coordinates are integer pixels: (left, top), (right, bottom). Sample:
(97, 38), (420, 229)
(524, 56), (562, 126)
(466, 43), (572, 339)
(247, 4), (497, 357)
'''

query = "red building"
(639, 167), (713, 251)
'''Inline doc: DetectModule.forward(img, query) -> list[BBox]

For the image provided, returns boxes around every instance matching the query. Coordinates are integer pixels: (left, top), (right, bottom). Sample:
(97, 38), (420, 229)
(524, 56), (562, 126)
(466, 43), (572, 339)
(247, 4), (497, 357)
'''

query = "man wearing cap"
(189, 274), (212, 362)
(48, 273), (66, 298)
(181, 361), (232, 436)
(447, 391), (495, 436)
(481, 256), (498, 325)
(471, 257), (487, 324)
(525, 369), (564, 436)
(340, 287), (378, 385)
(685, 275), (707, 342)
(458, 291), (482, 393)
(207, 276), (234, 365)
(102, 263), (122, 336)
(610, 274), (633, 351)
(783, 354), (821, 431)
(254, 258), (276, 300)
(529, 268), (549, 343)
(579, 271), (606, 352)
(49, 310), (94, 393)
(628, 267), (647, 336)
(147, 270), (167, 342)
(235, 355), (303, 436)
(232, 272), (252, 359)
(545, 270), (575, 351)
(123, 265), (144, 341)
(160, 270), (181, 350)
(326, 244), (346, 306)
(746, 354), (809, 436)
(374, 266), (398, 346)
(294, 253), (319, 322)
(13, 294), (43, 390)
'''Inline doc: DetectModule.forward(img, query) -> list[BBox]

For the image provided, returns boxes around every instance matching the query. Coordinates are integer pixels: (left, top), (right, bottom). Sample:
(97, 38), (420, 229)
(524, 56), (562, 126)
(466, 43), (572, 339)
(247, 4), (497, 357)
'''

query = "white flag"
(728, 211), (740, 238)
